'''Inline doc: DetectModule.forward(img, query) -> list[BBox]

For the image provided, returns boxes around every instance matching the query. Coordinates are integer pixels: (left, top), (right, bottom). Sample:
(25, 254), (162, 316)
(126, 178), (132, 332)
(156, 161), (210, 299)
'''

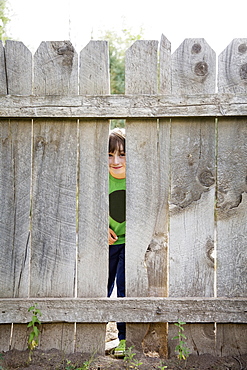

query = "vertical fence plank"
(33, 40), (78, 95)
(5, 40), (32, 95)
(125, 40), (158, 94)
(1, 40), (33, 352)
(140, 36), (172, 357)
(76, 40), (109, 355)
(125, 40), (168, 356)
(29, 41), (79, 352)
(159, 34), (171, 94)
(0, 324), (11, 351)
(216, 40), (247, 356)
(172, 38), (216, 94)
(216, 118), (247, 355)
(30, 118), (77, 352)
(0, 120), (31, 351)
(0, 120), (31, 299)
(218, 38), (247, 93)
(168, 39), (216, 356)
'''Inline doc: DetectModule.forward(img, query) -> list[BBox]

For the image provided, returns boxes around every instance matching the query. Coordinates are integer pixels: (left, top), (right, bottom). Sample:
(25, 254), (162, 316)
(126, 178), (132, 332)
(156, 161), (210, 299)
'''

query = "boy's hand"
(108, 228), (118, 245)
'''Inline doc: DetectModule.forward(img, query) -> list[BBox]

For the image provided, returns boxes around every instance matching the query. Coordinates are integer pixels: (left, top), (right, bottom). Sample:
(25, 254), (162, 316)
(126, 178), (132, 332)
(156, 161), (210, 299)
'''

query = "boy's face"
(109, 145), (126, 179)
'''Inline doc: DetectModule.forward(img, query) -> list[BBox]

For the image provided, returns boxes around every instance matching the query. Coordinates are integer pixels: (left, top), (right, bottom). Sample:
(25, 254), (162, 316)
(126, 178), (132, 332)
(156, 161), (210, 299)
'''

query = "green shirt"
(109, 174), (126, 245)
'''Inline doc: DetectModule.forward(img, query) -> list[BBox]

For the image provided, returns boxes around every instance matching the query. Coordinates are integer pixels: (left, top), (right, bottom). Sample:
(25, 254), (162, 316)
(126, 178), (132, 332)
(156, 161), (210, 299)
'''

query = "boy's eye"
(120, 152), (125, 157)
(109, 153), (114, 157)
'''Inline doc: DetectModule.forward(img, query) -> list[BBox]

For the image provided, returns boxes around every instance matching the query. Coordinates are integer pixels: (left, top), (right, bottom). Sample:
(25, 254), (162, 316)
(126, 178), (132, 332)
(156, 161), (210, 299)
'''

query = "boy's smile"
(109, 148), (126, 179)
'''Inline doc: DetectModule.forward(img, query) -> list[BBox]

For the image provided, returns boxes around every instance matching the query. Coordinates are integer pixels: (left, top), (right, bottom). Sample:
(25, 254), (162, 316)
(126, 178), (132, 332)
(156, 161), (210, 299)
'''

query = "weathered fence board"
(216, 39), (247, 356)
(79, 40), (109, 94)
(31, 119), (77, 297)
(0, 38), (32, 351)
(125, 40), (168, 356)
(216, 118), (247, 297)
(1, 298), (246, 323)
(77, 40), (110, 354)
(172, 38), (216, 94)
(5, 40), (32, 95)
(0, 119), (31, 298)
(169, 118), (215, 297)
(169, 38), (217, 356)
(0, 324), (11, 351)
(216, 117), (247, 355)
(29, 41), (79, 352)
(168, 323), (216, 357)
(159, 34), (171, 94)
(34, 41), (78, 95)
(218, 38), (247, 93)
(0, 94), (247, 117)
(216, 324), (247, 356)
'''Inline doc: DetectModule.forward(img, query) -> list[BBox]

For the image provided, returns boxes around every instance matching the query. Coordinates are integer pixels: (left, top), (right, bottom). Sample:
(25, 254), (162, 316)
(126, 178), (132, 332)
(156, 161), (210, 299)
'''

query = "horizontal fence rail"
(0, 298), (247, 323)
(0, 36), (247, 357)
(0, 94), (247, 117)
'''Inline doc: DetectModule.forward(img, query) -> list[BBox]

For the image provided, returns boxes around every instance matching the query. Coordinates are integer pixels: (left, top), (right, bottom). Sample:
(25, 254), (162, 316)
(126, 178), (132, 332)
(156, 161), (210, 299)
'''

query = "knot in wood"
(56, 41), (75, 56)
(171, 187), (186, 204)
(35, 136), (45, 149)
(194, 61), (208, 77)
(191, 43), (202, 54)
(239, 63), (247, 80)
(238, 43), (247, 53)
(198, 170), (215, 187)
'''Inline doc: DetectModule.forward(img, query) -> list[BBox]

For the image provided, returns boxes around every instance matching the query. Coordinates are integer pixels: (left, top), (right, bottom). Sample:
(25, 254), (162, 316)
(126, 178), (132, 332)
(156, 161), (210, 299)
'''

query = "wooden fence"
(0, 36), (247, 357)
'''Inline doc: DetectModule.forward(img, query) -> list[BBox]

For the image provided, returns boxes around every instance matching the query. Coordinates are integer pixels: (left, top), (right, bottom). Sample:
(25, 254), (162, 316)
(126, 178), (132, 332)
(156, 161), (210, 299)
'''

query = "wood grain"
(218, 38), (247, 93)
(125, 39), (168, 357)
(77, 40), (110, 354)
(0, 94), (246, 117)
(31, 119), (77, 297)
(33, 41), (78, 95)
(0, 120), (31, 298)
(169, 38), (217, 355)
(169, 118), (215, 297)
(172, 38), (216, 94)
(5, 40), (32, 95)
(0, 298), (246, 323)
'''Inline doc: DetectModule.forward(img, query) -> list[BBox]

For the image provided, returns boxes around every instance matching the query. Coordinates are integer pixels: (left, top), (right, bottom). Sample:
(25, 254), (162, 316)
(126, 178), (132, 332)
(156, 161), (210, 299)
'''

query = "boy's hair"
(109, 128), (125, 153)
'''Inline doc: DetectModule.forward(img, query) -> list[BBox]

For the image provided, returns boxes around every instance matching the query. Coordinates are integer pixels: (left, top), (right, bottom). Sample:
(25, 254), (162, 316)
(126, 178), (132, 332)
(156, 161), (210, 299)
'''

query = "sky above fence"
(7, 0), (247, 55)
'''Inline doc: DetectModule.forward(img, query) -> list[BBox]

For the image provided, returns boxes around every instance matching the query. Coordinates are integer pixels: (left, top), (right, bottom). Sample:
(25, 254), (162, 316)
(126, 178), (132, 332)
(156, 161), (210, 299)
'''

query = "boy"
(108, 128), (126, 357)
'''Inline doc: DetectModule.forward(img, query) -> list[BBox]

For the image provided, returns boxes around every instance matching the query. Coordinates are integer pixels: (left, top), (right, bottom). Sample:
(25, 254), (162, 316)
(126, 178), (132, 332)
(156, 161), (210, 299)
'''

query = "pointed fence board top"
(172, 38), (216, 94)
(79, 40), (110, 95)
(33, 41), (78, 95)
(5, 40), (32, 95)
(218, 38), (247, 93)
(125, 40), (158, 94)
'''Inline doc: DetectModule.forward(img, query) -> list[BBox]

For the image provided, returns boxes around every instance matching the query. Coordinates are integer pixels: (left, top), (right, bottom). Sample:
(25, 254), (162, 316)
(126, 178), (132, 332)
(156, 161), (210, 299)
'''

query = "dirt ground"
(1, 349), (247, 370)
(1, 323), (246, 369)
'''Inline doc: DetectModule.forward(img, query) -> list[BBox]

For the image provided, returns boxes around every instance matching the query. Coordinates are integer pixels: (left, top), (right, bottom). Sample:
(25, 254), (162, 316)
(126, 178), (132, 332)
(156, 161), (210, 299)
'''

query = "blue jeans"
(108, 243), (126, 340)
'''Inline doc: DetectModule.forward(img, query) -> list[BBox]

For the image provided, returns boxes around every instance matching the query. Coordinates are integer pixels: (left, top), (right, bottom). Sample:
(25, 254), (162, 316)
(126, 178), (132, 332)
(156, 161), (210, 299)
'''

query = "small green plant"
(123, 346), (143, 369)
(157, 361), (168, 369)
(65, 353), (95, 370)
(172, 321), (190, 360)
(27, 303), (42, 361)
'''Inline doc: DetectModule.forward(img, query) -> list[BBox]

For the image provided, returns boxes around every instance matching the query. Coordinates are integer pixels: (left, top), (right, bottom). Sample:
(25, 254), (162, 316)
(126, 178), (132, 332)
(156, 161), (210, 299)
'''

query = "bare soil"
(1, 349), (247, 370)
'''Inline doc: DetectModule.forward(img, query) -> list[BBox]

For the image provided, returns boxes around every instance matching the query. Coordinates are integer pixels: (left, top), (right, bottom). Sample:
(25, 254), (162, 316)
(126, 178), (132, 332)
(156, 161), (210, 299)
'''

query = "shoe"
(114, 339), (126, 358)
